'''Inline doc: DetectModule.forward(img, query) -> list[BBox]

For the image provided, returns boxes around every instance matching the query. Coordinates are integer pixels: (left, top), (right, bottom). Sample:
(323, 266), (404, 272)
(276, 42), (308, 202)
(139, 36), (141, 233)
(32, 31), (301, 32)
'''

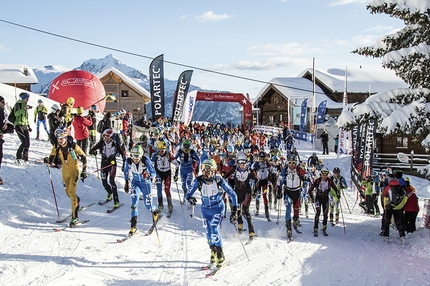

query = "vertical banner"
(361, 119), (376, 178)
(300, 98), (308, 132)
(171, 70), (193, 127)
(316, 100), (327, 124)
(350, 124), (361, 189)
(149, 54), (165, 122)
(181, 90), (198, 126)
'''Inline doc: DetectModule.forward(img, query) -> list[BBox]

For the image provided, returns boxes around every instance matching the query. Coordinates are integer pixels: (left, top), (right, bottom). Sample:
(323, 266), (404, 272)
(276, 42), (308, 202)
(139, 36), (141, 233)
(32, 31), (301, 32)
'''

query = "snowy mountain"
(32, 54), (242, 125)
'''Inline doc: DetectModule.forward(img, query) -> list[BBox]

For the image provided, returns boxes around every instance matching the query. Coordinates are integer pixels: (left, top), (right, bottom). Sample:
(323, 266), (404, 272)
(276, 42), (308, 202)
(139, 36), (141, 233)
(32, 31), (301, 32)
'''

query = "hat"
(76, 106), (84, 115)
(19, 92), (30, 100)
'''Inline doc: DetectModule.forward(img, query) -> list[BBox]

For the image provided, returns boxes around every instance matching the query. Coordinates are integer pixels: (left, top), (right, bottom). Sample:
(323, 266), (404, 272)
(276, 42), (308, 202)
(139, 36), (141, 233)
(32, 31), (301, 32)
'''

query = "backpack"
(389, 185), (408, 210)
(7, 104), (17, 124)
(97, 119), (105, 133)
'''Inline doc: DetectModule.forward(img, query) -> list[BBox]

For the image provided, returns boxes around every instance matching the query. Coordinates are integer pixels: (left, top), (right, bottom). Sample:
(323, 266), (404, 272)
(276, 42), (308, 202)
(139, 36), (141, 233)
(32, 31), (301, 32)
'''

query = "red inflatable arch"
(195, 91), (253, 131)
(48, 70), (106, 112)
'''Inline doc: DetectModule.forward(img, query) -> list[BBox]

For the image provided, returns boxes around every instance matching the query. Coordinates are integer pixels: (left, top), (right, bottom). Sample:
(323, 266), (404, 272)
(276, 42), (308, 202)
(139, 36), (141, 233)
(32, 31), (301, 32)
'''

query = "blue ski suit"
(124, 155), (156, 219)
(174, 149), (200, 194)
(185, 174), (238, 247)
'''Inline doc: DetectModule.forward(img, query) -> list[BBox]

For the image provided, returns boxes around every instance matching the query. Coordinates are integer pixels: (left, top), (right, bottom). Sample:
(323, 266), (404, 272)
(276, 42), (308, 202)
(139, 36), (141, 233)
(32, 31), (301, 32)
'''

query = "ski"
(53, 219), (90, 232)
(98, 200), (112, 206)
(117, 232), (140, 243)
(293, 226), (302, 234)
(107, 203), (124, 213)
(205, 262), (229, 277)
(55, 203), (95, 223)
(146, 214), (163, 236)
(201, 263), (215, 270)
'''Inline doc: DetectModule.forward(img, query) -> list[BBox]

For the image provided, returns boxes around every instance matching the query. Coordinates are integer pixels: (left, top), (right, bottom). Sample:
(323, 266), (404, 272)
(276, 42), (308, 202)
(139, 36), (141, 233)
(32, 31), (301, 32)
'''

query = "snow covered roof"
(96, 67), (150, 99)
(0, 64), (38, 84)
(254, 77), (347, 109)
(298, 67), (408, 94)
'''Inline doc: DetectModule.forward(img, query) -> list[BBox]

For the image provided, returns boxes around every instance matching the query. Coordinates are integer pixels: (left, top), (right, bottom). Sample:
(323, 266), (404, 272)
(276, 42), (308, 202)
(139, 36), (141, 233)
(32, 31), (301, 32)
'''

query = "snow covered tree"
(342, 0), (430, 177)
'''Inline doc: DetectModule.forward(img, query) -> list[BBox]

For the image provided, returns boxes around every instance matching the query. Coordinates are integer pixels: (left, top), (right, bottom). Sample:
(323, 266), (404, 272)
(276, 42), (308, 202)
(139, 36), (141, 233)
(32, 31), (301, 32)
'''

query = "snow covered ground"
(0, 133), (429, 286)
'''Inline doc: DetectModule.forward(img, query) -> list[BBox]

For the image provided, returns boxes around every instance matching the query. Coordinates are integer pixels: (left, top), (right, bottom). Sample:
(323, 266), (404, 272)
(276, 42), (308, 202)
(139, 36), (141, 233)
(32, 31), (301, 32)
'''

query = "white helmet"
(51, 104), (60, 112)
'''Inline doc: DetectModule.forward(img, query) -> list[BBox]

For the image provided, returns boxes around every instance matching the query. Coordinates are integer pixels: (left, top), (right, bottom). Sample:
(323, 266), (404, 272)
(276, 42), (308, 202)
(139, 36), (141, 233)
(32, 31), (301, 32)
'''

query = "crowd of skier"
(1, 92), (421, 270)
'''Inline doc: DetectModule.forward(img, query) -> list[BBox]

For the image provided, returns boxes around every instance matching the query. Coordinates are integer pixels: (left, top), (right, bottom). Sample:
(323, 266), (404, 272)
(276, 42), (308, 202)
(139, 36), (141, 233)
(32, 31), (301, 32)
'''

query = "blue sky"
(0, 0), (403, 99)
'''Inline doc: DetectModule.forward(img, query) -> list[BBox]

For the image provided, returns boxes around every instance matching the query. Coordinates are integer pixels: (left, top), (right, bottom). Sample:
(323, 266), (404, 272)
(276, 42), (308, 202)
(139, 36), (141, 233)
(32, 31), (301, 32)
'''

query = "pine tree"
(349, 1), (430, 145)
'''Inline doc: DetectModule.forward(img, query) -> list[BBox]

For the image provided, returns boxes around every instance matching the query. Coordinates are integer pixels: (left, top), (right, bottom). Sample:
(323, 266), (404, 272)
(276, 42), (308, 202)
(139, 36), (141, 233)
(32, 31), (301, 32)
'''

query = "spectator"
(320, 130), (329, 155)
(33, 99), (49, 140)
(13, 92), (32, 165)
(72, 106), (92, 155)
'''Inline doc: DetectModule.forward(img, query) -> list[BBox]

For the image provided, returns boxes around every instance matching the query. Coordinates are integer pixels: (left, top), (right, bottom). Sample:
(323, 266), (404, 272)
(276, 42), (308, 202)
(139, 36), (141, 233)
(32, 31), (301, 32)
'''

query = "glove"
(90, 149), (97, 156)
(337, 192), (341, 199)
(34, 119), (36, 123)
(310, 197), (315, 204)
(121, 165), (124, 172)
(276, 189), (283, 200)
(174, 175), (178, 182)
(29, 127), (32, 132)
(80, 171), (87, 182)
(43, 157), (50, 164)
(187, 196), (197, 206)
(124, 181), (130, 193)
(230, 206), (238, 224)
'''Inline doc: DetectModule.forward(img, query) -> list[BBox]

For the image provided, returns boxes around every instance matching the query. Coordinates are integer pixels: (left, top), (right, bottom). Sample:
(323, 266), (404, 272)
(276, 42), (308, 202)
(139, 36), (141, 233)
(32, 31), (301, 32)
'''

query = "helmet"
(287, 153), (297, 162)
(252, 149), (259, 155)
(259, 151), (266, 158)
(318, 159), (323, 165)
(244, 148), (251, 154)
(182, 139), (191, 152)
(54, 127), (68, 139)
(152, 129), (160, 136)
(191, 134), (197, 140)
(201, 159), (217, 171)
(76, 106), (84, 115)
(37, 99), (43, 104)
(130, 145), (144, 159)
(237, 152), (247, 164)
(227, 145), (234, 153)
(372, 170), (378, 176)
(157, 141), (167, 150)
(140, 134), (148, 143)
(320, 167), (329, 175)
(120, 109), (126, 114)
(271, 156), (279, 164)
(66, 97), (75, 108)
(102, 128), (114, 138)
(51, 104), (60, 112)
(333, 167), (341, 174)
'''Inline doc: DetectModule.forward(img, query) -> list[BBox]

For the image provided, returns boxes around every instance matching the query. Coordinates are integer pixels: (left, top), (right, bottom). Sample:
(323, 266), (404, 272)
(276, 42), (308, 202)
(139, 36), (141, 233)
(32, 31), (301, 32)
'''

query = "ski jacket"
(233, 165), (256, 193)
(12, 100), (30, 126)
(34, 104), (48, 121)
(185, 174), (238, 208)
(404, 185), (419, 212)
(252, 160), (271, 180)
(48, 139), (87, 175)
(124, 155), (156, 184)
(360, 179), (373, 196)
(309, 177), (339, 199)
(72, 115), (93, 140)
(90, 138), (126, 167)
(151, 152), (178, 174)
(174, 149), (200, 170)
(277, 165), (307, 191)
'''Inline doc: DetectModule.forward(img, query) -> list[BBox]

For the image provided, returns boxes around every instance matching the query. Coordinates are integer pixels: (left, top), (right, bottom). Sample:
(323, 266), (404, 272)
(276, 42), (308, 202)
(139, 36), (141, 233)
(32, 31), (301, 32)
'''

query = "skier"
(45, 127), (88, 226)
(252, 151), (272, 220)
(151, 141), (178, 215)
(0, 96), (7, 184)
(173, 139), (200, 199)
(233, 152), (257, 240)
(308, 167), (340, 237)
(33, 99), (49, 140)
(276, 153), (308, 240)
(47, 104), (62, 146)
(89, 128), (126, 208)
(184, 158), (239, 268)
(72, 106), (93, 155)
(123, 145), (158, 236)
(12, 92), (32, 165)
(329, 167), (347, 225)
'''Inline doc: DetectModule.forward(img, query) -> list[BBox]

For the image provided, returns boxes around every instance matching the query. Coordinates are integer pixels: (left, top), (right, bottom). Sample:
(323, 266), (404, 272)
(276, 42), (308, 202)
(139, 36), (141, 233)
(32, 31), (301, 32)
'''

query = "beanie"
(20, 92), (30, 100)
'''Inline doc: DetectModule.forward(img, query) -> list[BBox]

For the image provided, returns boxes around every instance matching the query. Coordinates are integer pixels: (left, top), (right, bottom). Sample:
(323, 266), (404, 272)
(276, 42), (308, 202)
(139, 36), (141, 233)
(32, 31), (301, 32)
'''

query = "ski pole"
(175, 181), (184, 213)
(91, 160), (115, 174)
(342, 189), (351, 214)
(94, 154), (100, 180)
(276, 199), (281, 225)
(47, 165), (60, 220)
(148, 187), (161, 245)
(233, 222), (250, 261)
(339, 200), (347, 236)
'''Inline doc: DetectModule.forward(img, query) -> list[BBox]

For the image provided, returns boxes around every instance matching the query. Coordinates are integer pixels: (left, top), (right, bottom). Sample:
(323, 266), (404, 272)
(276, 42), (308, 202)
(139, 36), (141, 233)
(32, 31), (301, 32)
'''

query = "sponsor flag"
(181, 90), (198, 126)
(149, 54), (165, 121)
(316, 100), (327, 124)
(171, 70), (193, 127)
(300, 98), (308, 132)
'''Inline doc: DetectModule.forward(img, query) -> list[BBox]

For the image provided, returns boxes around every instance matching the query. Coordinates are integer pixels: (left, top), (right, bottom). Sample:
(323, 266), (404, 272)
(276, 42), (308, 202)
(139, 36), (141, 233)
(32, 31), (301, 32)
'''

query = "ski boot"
(210, 245), (217, 264)
(313, 227), (319, 237)
(113, 202), (120, 208)
(168, 204), (173, 214)
(322, 225), (328, 236)
(106, 193), (113, 202)
(158, 205), (164, 212)
(293, 217), (302, 234)
(265, 205), (271, 221)
(129, 216), (137, 236)
(255, 200), (260, 216)
(70, 217), (79, 227)
(383, 236), (389, 243)
(238, 223), (243, 234)
(152, 209), (160, 224)
(215, 246), (225, 268)
(400, 236), (406, 245)
(286, 220), (293, 240)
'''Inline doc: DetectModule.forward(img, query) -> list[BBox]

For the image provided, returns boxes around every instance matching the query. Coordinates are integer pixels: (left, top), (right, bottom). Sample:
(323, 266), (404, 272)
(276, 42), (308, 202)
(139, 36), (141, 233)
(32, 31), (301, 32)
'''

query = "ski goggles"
(287, 161), (296, 165)
(131, 153), (141, 159)
(238, 160), (247, 165)
(321, 171), (329, 175)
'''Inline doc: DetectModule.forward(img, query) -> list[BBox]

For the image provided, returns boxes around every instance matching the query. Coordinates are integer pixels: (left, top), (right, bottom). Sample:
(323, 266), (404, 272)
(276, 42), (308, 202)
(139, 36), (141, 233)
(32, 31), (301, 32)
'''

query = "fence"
(373, 152), (430, 173)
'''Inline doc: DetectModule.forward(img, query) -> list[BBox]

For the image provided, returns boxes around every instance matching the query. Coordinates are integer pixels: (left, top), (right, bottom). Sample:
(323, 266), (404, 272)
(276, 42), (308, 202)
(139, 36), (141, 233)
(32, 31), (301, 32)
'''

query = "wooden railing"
(373, 152), (430, 173)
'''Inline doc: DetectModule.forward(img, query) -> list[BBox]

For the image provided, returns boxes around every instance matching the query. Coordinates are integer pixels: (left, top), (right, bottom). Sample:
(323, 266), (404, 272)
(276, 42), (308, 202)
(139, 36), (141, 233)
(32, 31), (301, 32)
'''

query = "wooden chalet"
(98, 68), (150, 118)
(0, 64), (38, 92)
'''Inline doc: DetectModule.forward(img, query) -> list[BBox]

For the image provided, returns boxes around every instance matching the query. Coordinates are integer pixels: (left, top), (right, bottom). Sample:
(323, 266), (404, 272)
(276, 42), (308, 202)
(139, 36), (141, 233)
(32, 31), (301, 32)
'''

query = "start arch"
(195, 91), (253, 131)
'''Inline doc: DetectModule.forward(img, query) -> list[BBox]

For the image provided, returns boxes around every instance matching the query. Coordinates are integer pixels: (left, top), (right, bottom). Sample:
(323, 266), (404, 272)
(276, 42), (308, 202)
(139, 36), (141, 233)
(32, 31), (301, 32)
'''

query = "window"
(396, 136), (408, 148)
(273, 96), (279, 104)
(121, 90), (129, 97)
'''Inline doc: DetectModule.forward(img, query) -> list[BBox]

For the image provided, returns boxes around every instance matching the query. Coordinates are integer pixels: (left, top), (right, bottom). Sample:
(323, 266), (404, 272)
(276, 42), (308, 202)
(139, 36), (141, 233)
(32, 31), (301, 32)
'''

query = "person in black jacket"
(88, 105), (97, 150)
(320, 130), (329, 155)
(47, 104), (62, 146)
(0, 96), (7, 184)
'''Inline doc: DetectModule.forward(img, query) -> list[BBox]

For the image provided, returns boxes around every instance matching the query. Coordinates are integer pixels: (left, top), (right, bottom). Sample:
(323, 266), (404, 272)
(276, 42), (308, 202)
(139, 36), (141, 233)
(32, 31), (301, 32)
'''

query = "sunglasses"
(288, 161), (296, 165)
(182, 145), (190, 149)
